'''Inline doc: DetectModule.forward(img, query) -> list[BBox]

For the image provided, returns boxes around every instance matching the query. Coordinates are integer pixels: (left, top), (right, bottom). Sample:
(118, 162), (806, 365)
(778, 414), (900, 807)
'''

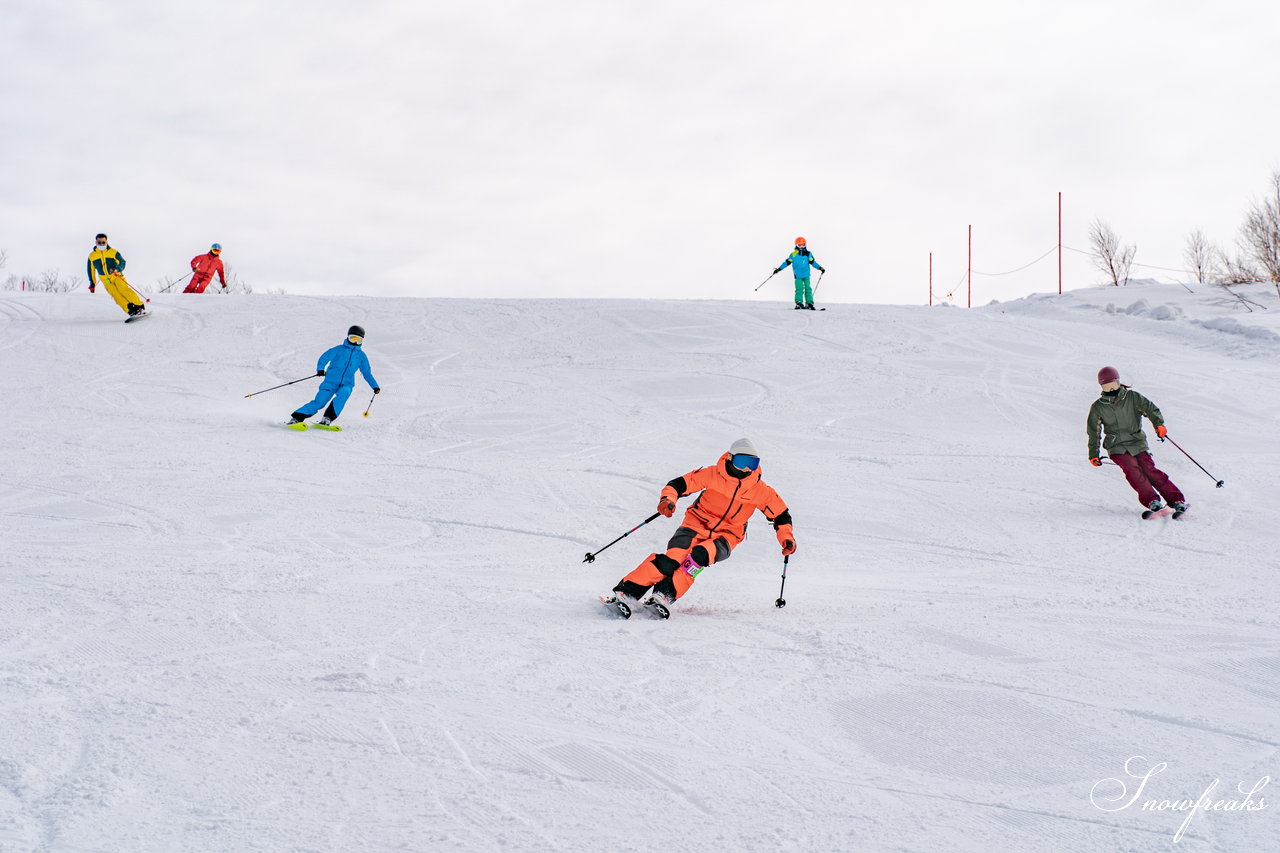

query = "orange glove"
(776, 524), (796, 555)
(1090, 457), (1102, 467)
(1155, 425), (1167, 438)
(657, 497), (676, 518)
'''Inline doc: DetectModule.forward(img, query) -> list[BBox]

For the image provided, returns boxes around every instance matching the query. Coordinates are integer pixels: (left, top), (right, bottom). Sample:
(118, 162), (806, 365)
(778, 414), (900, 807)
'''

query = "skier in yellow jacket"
(87, 234), (148, 317)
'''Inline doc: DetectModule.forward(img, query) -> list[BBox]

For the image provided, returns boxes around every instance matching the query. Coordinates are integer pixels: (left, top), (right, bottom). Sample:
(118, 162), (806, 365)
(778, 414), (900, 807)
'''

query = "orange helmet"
(795, 237), (806, 247)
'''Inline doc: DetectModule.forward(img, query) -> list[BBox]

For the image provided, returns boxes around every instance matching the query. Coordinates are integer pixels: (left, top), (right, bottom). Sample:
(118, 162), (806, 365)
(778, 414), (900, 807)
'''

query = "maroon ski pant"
(1111, 451), (1185, 507)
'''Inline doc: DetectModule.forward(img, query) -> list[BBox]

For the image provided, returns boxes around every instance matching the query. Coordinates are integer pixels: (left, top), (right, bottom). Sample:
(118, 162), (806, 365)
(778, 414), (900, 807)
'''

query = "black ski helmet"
(347, 325), (365, 339)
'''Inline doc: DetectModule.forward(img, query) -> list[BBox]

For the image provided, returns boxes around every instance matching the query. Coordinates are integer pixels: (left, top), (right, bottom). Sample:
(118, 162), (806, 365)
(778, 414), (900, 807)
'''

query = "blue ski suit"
(779, 248), (822, 279)
(778, 247), (824, 305)
(293, 340), (380, 421)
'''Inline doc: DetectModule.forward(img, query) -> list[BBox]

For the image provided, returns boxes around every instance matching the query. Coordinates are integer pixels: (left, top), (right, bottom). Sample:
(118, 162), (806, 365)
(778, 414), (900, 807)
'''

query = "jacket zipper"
(707, 480), (742, 534)
(337, 346), (356, 381)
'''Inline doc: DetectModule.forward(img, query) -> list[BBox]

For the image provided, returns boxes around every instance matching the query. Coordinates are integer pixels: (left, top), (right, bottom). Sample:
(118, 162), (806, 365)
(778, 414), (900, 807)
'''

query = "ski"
(311, 423), (343, 431)
(124, 311), (151, 323)
(642, 597), (671, 619)
(1143, 502), (1189, 520)
(598, 594), (632, 619)
(282, 422), (308, 431)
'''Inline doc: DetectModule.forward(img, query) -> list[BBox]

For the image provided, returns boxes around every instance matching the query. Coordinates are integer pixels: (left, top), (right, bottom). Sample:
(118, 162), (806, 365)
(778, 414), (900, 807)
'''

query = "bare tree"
(224, 263), (253, 294)
(1214, 248), (1261, 285)
(1239, 170), (1280, 295)
(1183, 229), (1219, 285)
(1089, 219), (1136, 286)
(34, 269), (76, 293)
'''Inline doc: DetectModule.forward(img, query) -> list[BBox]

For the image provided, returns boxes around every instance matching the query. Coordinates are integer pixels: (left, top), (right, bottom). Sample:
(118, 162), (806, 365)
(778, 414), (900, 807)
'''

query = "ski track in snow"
(1, 285), (1278, 852)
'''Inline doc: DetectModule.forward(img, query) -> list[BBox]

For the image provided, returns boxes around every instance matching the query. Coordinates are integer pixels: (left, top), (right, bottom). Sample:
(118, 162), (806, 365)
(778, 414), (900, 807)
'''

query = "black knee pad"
(653, 554), (680, 577)
(690, 545), (711, 567)
(654, 576), (679, 599)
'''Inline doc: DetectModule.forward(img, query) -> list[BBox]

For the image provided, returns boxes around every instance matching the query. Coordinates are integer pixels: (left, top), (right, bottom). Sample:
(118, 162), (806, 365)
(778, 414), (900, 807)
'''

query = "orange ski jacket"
(190, 252), (226, 286)
(659, 453), (794, 547)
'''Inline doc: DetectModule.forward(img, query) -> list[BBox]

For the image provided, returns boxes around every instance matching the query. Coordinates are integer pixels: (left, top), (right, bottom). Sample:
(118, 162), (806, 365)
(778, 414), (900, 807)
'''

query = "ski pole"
(362, 391), (378, 418)
(1161, 436), (1225, 488)
(159, 271), (195, 293)
(244, 374), (320, 398)
(812, 270), (825, 295)
(583, 512), (662, 563)
(753, 270), (779, 292)
(775, 555), (788, 608)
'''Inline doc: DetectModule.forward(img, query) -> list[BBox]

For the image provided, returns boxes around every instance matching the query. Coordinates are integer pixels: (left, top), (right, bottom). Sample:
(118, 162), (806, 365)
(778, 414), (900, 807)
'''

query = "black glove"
(772, 268), (782, 274)
(818, 266), (826, 273)
(373, 387), (381, 394)
(316, 369), (325, 377)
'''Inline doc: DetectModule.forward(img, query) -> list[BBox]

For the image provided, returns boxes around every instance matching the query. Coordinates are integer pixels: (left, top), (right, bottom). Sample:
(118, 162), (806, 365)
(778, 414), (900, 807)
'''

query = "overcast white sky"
(3, 0), (1277, 305)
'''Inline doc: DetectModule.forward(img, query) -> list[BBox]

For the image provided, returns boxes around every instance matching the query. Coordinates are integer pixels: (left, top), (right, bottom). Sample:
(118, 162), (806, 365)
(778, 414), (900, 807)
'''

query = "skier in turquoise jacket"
(287, 326), (380, 427)
(774, 237), (826, 310)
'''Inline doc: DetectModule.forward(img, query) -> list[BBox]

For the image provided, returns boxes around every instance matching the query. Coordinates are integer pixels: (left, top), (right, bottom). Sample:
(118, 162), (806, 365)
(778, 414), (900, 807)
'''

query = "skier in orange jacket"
(604, 438), (796, 613)
(185, 243), (226, 293)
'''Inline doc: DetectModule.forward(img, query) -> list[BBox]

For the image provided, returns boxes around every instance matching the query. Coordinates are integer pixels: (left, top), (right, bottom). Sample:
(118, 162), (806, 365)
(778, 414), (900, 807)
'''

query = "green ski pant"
(793, 277), (813, 304)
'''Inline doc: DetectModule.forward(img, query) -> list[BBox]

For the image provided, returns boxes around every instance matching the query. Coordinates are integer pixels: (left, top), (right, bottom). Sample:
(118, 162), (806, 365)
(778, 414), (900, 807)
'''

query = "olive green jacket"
(1087, 388), (1165, 459)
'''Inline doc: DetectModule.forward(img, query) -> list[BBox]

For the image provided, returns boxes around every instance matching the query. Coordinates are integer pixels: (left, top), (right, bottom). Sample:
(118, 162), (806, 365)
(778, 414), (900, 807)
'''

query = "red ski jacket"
(190, 252), (226, 286)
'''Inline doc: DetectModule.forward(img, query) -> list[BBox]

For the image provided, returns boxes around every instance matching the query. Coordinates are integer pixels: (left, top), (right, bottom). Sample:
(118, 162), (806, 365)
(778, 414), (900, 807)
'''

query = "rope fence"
(937, 239), (1277, 304)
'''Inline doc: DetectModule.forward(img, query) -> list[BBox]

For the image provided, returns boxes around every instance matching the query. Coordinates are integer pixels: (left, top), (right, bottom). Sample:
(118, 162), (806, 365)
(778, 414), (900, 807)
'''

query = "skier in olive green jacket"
(1087, 366), (1186, 514)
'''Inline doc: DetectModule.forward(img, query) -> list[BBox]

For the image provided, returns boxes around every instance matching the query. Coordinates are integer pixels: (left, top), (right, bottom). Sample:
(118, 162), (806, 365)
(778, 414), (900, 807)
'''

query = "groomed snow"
(2, 284), (1277, 852)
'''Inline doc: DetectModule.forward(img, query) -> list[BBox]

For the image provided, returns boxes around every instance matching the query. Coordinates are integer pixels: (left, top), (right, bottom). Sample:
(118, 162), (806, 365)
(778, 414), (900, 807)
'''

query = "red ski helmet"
(795, 237), (806, 247)
(1097, 366), (1120, 385)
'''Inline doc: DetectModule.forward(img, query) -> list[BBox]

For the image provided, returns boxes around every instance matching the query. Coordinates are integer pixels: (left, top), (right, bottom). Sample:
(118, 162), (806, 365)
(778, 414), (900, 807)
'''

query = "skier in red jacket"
(185, 243), (227, 293)
(602, 438), (796, 617)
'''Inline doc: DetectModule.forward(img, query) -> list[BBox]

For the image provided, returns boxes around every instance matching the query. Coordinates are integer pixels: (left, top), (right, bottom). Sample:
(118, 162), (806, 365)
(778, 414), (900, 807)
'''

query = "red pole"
(929, 252), (933, 306)
(967, 224), (972, 308)
(1058, 191), (1063, 295)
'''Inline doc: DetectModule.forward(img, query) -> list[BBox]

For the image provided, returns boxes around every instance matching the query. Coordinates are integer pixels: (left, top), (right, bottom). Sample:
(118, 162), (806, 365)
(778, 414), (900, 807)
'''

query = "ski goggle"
(1100, 381), (1120, 392)
(731, 453), (760, 471)
(96, 239), (108, 245)
(210, 248), (221, 255)
(348, 334), (363, 345)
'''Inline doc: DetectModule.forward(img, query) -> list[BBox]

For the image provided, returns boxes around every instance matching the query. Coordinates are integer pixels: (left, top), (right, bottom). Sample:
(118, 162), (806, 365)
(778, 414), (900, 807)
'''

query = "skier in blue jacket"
(774, 237), (826, 310)
(287, 325), (381, 427)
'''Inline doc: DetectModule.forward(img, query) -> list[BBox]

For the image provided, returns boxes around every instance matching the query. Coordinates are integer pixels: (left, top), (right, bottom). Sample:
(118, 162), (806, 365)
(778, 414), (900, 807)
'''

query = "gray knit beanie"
(729, 437), (760, 457)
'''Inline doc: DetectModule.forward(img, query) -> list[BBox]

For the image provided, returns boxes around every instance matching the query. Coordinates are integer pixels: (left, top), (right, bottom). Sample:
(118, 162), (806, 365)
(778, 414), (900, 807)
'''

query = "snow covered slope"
(2, 284), (1278, 852)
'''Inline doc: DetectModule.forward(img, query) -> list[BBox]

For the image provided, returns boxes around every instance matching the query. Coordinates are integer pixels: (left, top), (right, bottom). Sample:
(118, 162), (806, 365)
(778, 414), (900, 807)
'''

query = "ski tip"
(282, 421), (308, 430)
